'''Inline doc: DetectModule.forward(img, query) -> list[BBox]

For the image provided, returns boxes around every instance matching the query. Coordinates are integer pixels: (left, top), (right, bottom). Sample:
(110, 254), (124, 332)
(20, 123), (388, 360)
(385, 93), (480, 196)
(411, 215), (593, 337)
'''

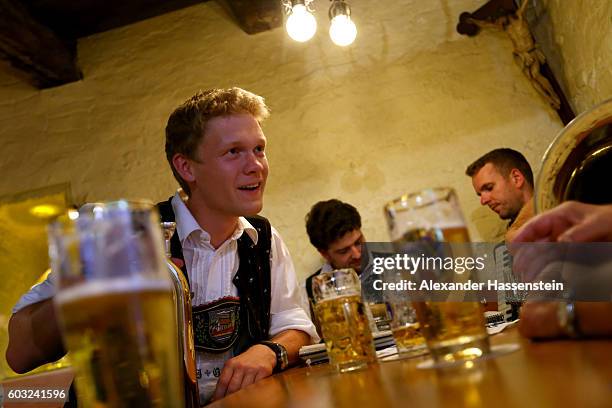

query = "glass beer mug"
(312, 268), (376, 373)
(49, 201), (184, 407)
(384, 188), (490, 364)
(383, 268), (426, 356)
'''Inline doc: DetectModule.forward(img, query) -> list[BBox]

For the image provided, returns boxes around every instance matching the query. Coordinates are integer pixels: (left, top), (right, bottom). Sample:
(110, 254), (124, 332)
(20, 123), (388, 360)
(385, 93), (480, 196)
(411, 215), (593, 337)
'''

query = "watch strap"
(258, 341), (289, 373)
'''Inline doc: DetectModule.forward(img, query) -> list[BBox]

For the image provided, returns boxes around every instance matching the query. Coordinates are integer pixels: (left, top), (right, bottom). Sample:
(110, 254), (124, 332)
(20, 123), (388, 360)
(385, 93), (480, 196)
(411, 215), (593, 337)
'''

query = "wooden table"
(209, 328), (612, 408)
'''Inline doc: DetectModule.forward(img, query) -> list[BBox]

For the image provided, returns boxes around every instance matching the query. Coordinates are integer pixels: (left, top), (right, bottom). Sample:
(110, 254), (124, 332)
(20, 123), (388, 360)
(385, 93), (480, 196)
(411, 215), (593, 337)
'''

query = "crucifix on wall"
(457, 0), (575, 124)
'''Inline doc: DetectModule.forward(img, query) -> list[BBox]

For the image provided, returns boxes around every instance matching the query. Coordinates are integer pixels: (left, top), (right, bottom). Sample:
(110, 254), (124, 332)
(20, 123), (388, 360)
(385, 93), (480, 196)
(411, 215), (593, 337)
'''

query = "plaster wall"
(531, 0), (612, 113)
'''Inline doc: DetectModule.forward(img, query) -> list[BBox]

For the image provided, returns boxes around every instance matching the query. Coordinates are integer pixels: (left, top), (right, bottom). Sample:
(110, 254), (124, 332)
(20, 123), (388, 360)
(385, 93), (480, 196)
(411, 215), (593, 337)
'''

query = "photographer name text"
(372, 279), (564, 292)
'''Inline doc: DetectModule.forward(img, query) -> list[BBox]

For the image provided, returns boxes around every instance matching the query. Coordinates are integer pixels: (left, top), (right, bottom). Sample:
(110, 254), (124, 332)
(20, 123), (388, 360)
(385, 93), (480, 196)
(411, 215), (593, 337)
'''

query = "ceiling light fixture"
(328, 0), (357, 46)
(283, 0), (317, 42)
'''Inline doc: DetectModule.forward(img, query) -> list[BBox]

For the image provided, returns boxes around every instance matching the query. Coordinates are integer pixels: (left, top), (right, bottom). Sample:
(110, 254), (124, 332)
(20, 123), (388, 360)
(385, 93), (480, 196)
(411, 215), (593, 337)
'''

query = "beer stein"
(161, 222), (199, 408)
(312, 268), (376, 373)
(49, 201), (184, 407)
(384, 188), (490, 364)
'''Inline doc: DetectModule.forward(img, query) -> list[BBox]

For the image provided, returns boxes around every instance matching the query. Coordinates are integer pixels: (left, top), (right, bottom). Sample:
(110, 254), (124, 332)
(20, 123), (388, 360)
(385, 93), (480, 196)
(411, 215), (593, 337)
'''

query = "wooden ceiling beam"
(225, 0), (283, 34)
(0, 0), (81, 88)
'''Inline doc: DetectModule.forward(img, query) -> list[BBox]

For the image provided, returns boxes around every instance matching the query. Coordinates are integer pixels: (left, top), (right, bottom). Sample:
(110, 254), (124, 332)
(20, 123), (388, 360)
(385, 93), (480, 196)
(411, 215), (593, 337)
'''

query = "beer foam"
(55, 276), (172, 305)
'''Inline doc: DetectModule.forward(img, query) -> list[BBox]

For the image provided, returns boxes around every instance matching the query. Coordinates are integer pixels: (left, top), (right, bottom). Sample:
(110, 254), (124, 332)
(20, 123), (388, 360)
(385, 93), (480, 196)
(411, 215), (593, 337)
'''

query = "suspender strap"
(233, 215), (272, 353)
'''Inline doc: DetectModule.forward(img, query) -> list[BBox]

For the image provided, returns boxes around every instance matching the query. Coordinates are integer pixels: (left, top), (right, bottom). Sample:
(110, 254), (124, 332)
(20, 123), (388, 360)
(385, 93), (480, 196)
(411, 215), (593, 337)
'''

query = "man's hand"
(518, 302), (564, 339)
(212, 329), (311, 400)
(512, 201), (612, 243)
(519, 302), (612, 339)
(6, 300), (65, 374)
(212, 344), (275, 400)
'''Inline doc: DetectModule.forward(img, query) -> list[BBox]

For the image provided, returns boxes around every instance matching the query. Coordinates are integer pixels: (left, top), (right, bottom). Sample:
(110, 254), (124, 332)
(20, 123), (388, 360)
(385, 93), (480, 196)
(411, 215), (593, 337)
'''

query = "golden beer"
(387, 299), (425, 354)
(385, 188), (490, 364)
(397, 225), (471, 244)
(413, 301), (488, 362)
(392, 323), (425, 353)
(315, 294), (376, 372)
(367, 302), (392, 331)
(393, 227), (490, 362)
(393, 225), (476, 279)
(56, 278), (183, 408)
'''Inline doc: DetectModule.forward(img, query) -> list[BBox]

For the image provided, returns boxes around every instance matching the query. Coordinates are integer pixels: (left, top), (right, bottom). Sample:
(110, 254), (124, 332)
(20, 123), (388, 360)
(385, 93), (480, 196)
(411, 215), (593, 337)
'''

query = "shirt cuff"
(269, 307), (321, 344)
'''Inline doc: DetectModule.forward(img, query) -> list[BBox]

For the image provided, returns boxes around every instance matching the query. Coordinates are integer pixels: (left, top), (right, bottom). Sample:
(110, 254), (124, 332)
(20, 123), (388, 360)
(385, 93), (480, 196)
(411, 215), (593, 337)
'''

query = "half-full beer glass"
(384, 271), (425, 356)
(49, 201), (183, 407)
(384, 188), (489, 364)
(312, 268), (376, 372)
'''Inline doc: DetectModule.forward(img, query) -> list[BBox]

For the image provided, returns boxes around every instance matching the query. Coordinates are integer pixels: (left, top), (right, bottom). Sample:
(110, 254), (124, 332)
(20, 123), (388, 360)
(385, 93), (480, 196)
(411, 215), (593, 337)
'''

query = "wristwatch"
(259, 341), (289, 373)
(557, 301), (580, 338)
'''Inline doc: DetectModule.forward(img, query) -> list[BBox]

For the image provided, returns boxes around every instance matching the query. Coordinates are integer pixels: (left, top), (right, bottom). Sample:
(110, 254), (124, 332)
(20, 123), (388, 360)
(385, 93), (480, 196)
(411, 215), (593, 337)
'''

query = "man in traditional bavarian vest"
(160, 87), (318, 403)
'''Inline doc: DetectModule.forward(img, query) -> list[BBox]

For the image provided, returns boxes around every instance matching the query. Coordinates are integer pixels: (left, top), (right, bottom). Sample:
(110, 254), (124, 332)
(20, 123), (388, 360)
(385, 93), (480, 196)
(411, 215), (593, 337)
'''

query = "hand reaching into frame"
(512, 201), (612, 243)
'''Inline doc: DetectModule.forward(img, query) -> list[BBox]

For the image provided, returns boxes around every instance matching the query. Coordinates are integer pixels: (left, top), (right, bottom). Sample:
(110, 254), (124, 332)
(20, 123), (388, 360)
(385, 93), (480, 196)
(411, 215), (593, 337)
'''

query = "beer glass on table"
(366, 302), (392, 332)
(383, 269), (425, 356)
(384, 188), (489, 364)
(49, 201), (184, 407)
(312, 268), (377, 373)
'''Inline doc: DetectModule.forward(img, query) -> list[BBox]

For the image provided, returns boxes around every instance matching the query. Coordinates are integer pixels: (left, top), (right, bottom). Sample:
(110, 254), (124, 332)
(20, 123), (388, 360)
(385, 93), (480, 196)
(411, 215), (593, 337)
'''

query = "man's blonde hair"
(165, 87), (270, 194)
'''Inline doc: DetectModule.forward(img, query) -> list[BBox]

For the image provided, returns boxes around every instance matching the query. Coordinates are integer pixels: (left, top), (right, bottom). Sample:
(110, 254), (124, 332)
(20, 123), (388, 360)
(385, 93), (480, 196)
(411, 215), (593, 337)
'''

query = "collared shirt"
(171, 192), (318, 404)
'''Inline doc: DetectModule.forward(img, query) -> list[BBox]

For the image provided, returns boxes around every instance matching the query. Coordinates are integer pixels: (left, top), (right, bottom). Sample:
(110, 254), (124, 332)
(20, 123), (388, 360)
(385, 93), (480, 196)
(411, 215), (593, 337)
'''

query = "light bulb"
(286, 4), (317, 42)
(329, 14), (357, 46)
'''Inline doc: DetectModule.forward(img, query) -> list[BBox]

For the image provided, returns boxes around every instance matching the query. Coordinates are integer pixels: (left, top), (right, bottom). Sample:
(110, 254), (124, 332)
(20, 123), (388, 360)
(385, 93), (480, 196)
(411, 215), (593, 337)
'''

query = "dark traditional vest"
(156, 198), (272, 355)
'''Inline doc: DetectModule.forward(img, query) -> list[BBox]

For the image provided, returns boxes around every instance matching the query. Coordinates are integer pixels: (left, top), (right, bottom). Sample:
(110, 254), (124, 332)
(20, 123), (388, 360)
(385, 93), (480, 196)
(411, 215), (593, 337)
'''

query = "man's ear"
(172, 153), (196, 184)
(510, 168), (525, 189)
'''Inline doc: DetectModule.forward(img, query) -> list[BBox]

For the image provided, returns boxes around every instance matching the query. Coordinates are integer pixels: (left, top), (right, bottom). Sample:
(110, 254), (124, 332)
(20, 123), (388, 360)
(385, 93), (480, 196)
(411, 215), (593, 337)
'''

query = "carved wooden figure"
(466, 0), (561, 110)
